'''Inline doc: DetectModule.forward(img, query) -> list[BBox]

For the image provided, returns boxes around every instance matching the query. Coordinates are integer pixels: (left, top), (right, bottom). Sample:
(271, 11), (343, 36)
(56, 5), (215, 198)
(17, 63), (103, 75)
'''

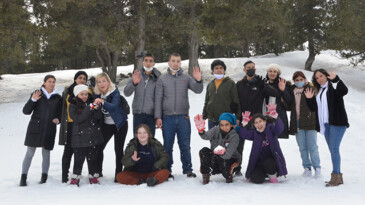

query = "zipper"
(141, 75), (148, 114)
(174, 75), (176, 114)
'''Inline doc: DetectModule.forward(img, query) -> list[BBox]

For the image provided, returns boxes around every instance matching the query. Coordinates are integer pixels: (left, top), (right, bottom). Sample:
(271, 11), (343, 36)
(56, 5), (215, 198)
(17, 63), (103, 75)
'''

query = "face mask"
(295, 81), (305, 88)
(213, 74), (224, 80)
(144, 67), (153, 72)
(246, 69), (255, 77)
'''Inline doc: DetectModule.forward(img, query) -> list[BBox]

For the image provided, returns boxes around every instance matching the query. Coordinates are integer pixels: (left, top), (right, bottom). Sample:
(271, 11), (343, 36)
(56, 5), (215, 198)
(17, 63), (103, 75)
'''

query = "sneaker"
(269, 177), (278, 183)
(314, 168), (322, 178)
(89, 174), (100, 184)
(146, 177), (159, 187)
(302, 167), (312, 177)
(186, 172), (197, 178)
(70, 176), (80, 187)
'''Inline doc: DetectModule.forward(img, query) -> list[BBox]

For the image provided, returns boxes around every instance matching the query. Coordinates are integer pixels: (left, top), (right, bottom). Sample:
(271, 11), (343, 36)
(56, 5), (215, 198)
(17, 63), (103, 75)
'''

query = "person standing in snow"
(116, 124), (170, 187)
(304, 69), (349, 187)
(264, 64), (292, 139)
(20, 75), (62, 186)
(288, 71), (321, 177)
(235, 60), (276, 176)
(202, 60), (241, 129)
(68, 85), (104, 186)
(154, 53), (203, 178)
(124, 53), (161, 137)
(239, 104), (288, 184)
(194, 113), (240, 184)
(94, 72), (128, 182)
(59, 71), (90, 183)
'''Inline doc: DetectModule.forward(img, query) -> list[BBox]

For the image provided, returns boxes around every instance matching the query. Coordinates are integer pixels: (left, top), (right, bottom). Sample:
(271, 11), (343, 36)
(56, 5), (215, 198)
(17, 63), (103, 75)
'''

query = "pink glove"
(241, 111), (251, 126)
(194, 114), (205, 133)
(213, 145), (226, 155)
(266, 103), (278, 118)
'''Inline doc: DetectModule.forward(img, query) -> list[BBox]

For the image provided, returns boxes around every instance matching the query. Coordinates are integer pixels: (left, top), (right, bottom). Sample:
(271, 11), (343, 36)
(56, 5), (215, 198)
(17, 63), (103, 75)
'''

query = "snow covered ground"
(0, 50), (364, 205)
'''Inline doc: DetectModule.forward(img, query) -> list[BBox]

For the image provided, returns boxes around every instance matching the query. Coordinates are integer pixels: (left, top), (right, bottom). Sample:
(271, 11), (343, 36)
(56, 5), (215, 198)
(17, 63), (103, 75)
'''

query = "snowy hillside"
(0, 50), (364, 205)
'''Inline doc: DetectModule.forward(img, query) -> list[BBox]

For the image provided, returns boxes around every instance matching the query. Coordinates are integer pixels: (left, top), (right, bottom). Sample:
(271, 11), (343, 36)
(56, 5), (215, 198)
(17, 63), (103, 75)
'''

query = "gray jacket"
(199, 126), (241, 161)
(154, 68), (203, 118)
(124, 68), (161, 116)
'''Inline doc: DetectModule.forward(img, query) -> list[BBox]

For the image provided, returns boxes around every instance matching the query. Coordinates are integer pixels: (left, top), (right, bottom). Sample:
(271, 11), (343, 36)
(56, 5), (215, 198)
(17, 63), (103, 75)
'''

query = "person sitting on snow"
(194, 113), (241, 184)
(239, 104), (288, 184)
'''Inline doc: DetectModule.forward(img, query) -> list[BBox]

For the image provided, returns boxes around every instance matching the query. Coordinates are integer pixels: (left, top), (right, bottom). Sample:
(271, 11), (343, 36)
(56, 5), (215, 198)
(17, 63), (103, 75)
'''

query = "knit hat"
(267, 64), (281, 76)
(211, 60), (226, 71)
(73, 84), (89, 97)
(218, 113), (237, 125)
(74, 71), (88, 81)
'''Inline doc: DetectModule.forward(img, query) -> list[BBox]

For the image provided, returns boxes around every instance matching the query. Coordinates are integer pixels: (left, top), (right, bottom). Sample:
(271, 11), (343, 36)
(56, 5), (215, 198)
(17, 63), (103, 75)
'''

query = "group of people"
(19, 53), (349, 188)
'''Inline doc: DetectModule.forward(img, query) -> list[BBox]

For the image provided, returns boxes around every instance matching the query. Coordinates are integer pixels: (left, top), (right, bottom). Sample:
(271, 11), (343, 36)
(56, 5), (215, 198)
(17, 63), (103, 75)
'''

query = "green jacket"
(203, 77), (241, 122)
(122, 137), (169, 171)
(289, 83), (317, 134)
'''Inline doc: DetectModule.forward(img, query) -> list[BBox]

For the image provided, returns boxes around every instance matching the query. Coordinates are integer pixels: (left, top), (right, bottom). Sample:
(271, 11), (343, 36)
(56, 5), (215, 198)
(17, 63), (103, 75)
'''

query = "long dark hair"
(75, 93), (92, 114)
(251, 113), (276, 129)
(312, 69), (329, 91)
(41, 75), (56, 87)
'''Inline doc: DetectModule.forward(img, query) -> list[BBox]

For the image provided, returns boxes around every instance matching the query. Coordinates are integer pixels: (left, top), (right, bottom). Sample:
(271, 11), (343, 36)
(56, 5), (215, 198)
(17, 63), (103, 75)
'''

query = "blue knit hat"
(218, 113), (237, 125)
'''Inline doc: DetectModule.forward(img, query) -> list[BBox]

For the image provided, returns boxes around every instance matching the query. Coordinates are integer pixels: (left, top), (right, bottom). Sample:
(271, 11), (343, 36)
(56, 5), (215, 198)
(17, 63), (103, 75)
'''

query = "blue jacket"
(239, 117), (287, 179)
(95, 88), (127, 130)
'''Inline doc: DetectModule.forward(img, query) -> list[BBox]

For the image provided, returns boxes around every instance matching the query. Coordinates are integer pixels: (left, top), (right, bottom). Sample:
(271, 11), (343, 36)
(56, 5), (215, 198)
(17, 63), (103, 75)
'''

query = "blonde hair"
(94, 72), (116, 95)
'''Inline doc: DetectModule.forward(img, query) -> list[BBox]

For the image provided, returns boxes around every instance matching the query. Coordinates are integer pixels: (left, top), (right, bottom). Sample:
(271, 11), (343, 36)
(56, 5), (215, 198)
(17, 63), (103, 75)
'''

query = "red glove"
(266, 103), (278, 119)
(241, 111), (251, 126)
(194, 114), (205, 133)
(213, 145), (226, 155)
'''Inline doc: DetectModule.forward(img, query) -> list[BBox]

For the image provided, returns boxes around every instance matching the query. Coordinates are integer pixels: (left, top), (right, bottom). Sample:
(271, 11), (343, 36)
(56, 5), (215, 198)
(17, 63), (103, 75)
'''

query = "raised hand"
(31, 90), (42, 101)
(93, 98), (104, 106)
(328, 70), (337, 80)
(131, 151), (140, 162)
(241, 111), (251, 127)
(194, 114), (205, 133)
(193, 66), (202, 81)
(132, 69), (142, 85)
(278, 78), (286, 91)
(304, 87), (314, 98)
(266, 103), (278, 119)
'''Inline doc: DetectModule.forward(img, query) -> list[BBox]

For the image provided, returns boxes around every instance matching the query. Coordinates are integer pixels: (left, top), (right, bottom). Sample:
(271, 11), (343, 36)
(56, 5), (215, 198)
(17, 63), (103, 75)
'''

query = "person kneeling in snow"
(239, 104), (287, 184)
(116, 124), (170, 187)
(194, 113), (241, 184)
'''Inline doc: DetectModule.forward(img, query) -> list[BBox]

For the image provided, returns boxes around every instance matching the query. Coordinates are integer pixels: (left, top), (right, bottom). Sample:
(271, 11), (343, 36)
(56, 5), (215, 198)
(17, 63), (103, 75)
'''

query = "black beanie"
(211, 60), (226, 71)
(74, 71), (88, 81)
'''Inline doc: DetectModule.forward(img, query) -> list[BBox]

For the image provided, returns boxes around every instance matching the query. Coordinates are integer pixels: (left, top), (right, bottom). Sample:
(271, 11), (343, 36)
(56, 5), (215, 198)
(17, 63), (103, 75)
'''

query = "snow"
(0, 50), (365, 205)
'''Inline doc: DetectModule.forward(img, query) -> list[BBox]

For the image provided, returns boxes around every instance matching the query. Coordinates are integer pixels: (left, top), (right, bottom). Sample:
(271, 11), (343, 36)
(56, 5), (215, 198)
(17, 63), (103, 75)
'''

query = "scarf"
(316, 82), (329, 135)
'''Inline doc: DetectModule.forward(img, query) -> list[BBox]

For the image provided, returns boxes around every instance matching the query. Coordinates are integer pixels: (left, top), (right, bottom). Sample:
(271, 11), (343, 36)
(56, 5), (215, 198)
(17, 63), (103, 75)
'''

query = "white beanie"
(73, 84), (89, 97)
(267, 64), (281, 76)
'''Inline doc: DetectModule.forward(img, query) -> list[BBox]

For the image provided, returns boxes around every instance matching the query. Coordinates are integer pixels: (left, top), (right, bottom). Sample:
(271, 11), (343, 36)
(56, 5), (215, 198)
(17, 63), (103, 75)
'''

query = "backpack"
(120, 95), (130, 115)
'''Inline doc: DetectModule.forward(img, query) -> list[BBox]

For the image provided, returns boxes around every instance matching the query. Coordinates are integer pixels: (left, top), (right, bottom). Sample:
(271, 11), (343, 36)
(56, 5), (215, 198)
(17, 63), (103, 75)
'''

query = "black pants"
(62, 122), (74, 177)
(236, 138), (245, 172)
(97, 123), (128, 178)
(250, 157), (277, 184)
(73, 145), (100, 176)
(199, 147), (238, 179)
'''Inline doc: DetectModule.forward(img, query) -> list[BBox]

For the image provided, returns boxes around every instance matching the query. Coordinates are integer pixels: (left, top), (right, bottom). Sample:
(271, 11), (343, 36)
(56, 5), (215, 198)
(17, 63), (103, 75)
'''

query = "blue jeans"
(162, 115), (192, 174)
(208, 120), (219, 130)
(295, 126), (321, 169)
(133, 113), (156, 137)
(324, 123), (346, 174)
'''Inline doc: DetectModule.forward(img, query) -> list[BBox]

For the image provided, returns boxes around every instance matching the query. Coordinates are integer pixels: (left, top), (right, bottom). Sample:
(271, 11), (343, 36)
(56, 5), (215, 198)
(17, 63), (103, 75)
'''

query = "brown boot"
(226, 177), (233, 183)
(202, 174), (210, 185)
(339, 173), (343, 184)
(325, 173), (341, 187)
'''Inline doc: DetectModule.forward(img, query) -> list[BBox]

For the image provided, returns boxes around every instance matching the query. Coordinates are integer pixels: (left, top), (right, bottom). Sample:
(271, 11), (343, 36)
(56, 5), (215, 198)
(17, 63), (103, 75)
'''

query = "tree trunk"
(110, 51), (119, 82)
(188, 0), (199, 76)
(242, 37), (250, 57)
(136, 0), (145, 70)
(305, 38), (316, 71)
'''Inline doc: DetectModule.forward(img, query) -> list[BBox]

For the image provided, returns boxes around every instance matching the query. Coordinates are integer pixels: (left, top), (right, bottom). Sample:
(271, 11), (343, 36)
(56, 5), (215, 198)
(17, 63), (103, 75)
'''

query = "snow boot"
(70, 174), (80, 187)
(89, 174), (100, 184)
(325, 173), (341, 187)
(39, 173), (47, 184)
(146, 177), (159, 187)
(339, 173), (343, 184)
(186, 172), (197, 178)
(19, 174), (27, 187)
(202, 174), (210, 185)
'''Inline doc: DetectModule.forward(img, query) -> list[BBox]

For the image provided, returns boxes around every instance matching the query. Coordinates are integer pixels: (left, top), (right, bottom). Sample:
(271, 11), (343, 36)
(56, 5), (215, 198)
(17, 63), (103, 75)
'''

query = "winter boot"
(19, 174), (27, 187)
(62, 173), (69, 183)
(70, 174), (80, 187)
(89, 174), (100, 184)
(302, 167), (312, 177)
(325, 173), (341, 187)
(39, 173), (48, 184)
(137, 179), (146, 185)
(146, 177), (159, 187)
(202, 174), (210, 185)
(186, 172), (197, 178)
(226, 177), (233, 183)
(339, 173), (343, 184)
(314, 168), (322, 178)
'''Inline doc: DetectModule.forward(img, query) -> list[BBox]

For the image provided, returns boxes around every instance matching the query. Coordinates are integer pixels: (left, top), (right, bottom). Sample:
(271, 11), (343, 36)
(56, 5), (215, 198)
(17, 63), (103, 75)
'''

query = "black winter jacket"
(306, 75), (349, 131)
(23, 90), (62, 150)
(69, 95), (104, 148)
